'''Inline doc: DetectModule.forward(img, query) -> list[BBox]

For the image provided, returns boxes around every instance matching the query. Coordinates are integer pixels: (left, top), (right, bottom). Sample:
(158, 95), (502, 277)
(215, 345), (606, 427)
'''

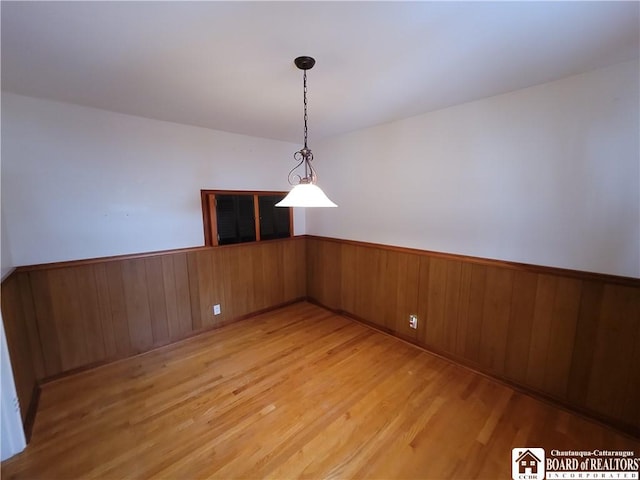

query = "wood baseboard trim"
(23, 383), (40, 443)
(40, 297), (307, 386)
(306, 297), (640, 440)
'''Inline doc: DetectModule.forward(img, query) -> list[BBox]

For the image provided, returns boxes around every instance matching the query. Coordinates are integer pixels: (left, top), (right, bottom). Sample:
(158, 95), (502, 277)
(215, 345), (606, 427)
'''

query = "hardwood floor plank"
(264, 352), (441, 479)
(2, 302), (638, 480)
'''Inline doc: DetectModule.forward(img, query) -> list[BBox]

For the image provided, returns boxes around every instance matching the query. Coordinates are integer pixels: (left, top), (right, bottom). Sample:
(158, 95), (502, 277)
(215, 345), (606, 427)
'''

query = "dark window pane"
(216, 195), (238, 244)
(216, 195), (256, 245)
(259, 195), (291, 240)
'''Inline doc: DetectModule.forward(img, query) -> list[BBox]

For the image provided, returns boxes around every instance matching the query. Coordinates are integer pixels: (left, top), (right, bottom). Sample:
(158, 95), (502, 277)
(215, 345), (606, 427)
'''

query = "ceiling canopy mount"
(294, 56), (316, 70)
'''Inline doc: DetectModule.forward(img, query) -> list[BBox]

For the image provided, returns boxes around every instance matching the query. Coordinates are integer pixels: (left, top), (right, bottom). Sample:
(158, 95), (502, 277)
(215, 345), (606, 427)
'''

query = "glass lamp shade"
(275, 183), (337, 208)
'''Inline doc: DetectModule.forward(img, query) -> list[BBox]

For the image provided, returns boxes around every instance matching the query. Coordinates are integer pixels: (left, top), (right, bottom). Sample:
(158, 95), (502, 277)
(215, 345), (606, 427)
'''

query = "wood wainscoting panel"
(121, 259), (155, 354)
(389, 251), (421, 339)
(282, 235), (306, 301)
(503, 270), (537, 384)
(543, 277), (582, 399)
(567, 280), (603, 405)
(350, 244), (382, 326)
(102, 261), (133, 357)
(2, 238), (307, 385)
(317, 241), (423, 337)
(0, 273), (39, 425)
(223, 243), (262, 320)
(16, 273), (45, 381)
(144, 257), (171, 346)
(28, 270), (63, 377)
(339, 243), (358, 314)
(306, 237), (342, 310)
(2, 235), (638, 440)
(526, 274), (557, 391)
(92, 263), (118, 359)
(586, 284), (640, 424)
(305, 236), (640, 434)
(188, 248), (223, 329)
(441, 259), (464, 354)
(161, 253), (192, 342)
(627, 322), (640, 429)
(460, 263), (488, 365)
(421, 256), (448, 350)
(186, 250), (204, 330)
(479, 266), (514, 375)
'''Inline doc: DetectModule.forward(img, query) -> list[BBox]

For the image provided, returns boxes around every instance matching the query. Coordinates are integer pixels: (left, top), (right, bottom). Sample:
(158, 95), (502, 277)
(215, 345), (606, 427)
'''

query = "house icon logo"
(512, 448), (545, 480)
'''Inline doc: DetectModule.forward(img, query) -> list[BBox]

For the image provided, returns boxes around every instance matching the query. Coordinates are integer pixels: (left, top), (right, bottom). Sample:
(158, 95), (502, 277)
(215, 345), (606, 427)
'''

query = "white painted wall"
(307, 60), (640, 278)
(1, 93), (305, 266)
(0, 314), (26, 461)
(2, 61), (638, 276)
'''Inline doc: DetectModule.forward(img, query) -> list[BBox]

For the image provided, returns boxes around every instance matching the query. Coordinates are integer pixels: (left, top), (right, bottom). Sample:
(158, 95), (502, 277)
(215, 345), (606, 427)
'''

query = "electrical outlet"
(213, 304), (221, 315)
(409, 314), (418, 329)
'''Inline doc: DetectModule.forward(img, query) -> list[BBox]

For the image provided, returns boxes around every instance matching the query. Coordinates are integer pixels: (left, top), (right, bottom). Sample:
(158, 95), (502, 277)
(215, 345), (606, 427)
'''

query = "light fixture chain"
(303, 69), (308, 149)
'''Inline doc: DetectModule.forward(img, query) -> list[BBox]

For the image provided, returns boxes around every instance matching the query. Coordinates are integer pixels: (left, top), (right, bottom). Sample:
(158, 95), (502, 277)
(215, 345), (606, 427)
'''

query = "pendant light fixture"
(276, 56), (337, 208)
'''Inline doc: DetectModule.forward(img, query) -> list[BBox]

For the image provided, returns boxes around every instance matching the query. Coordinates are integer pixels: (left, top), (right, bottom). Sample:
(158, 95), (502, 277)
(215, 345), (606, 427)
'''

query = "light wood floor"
(2, 302), (638, 479)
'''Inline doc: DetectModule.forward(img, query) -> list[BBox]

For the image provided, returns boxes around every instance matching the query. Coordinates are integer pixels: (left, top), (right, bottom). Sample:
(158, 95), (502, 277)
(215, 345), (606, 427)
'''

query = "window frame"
(201, 190), (293, 246)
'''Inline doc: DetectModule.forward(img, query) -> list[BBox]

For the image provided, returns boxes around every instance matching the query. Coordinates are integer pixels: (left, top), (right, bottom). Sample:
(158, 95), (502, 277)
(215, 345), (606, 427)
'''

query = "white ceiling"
(2, 1), (638, 144)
